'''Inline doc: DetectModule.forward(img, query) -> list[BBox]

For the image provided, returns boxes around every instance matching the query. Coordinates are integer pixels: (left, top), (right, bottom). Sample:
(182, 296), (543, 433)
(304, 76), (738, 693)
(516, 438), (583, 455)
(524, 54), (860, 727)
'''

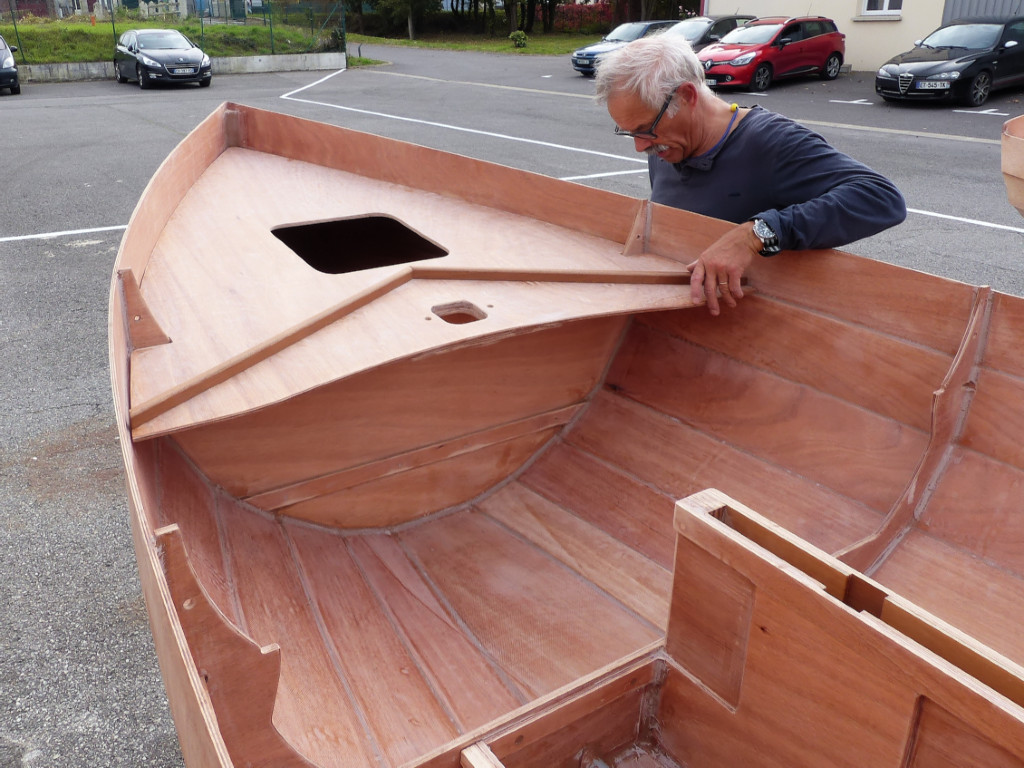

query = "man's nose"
(634, 137), (653, 152)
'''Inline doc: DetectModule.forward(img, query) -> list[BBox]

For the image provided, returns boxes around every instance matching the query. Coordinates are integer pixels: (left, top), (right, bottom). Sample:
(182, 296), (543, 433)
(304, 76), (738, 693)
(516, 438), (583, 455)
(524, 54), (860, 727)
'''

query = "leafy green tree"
(371, 0), (442, 38)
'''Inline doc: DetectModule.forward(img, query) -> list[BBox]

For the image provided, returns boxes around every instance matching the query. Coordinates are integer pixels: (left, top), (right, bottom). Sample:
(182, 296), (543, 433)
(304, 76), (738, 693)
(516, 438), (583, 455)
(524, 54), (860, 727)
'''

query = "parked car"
(698, 16), (845, 91)
(875, 17), (1024, 107)
(114, 28), (212, 89)
(0, 34), (19, 95)
(664, 15), (756, 52)
(571, 20), (679, 76)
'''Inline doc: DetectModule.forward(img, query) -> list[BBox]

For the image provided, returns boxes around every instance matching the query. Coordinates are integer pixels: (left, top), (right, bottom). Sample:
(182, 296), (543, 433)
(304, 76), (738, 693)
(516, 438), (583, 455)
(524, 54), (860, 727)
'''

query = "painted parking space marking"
(830, 98), (872, 105)
(953, 107), (1010, 116)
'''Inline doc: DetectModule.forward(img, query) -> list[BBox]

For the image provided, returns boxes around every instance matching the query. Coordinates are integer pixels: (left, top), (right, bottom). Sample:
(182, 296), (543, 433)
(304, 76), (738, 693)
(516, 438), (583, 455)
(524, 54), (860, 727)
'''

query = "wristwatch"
(752, 218), (781, 257)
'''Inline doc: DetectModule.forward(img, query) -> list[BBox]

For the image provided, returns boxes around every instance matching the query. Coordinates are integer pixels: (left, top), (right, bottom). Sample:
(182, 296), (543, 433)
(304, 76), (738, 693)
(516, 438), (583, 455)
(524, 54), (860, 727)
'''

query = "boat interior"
(111, 105), (1024, 768)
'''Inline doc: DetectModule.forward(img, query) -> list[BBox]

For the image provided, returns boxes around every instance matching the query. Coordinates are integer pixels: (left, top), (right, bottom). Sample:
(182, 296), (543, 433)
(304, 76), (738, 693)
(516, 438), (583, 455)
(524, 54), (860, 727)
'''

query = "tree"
(370, 0), (441, 39)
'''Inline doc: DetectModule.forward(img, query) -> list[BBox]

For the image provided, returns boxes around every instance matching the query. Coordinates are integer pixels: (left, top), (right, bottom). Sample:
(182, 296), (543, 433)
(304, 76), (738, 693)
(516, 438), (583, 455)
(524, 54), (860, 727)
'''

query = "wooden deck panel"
(284, 525), (460, 765)
(477, 482), (672, 629)
(520, 442), (678, 570)
(216, 504), (381, 768)
(961, 367), (1024, 472)
(565, 391), (883, 554)
(398, 510), (663, 699)
(644, 295), (951, 433)
(607, 321), (929, 514)
(742, 248), (977, 357)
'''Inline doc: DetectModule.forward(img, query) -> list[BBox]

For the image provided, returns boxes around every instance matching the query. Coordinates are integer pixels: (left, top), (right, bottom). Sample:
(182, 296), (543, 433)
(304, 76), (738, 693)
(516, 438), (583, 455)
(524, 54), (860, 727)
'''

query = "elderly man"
(595, 34), (906, 315)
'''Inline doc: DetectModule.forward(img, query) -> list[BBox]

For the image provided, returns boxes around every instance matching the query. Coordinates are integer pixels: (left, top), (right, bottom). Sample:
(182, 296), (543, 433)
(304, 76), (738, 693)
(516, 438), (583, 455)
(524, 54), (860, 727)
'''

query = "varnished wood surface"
(1004, 114), (1024, 217)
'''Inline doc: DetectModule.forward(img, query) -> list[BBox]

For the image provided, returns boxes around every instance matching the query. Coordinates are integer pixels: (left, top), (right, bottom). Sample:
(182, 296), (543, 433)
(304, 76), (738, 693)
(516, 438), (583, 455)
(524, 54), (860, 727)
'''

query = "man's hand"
(687, 221), (761, 316)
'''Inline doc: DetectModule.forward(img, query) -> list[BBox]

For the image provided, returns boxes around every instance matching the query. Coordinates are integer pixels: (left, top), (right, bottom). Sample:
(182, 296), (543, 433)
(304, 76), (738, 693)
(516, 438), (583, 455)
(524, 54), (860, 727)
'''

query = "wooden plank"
(156, 525), (317, 768)
(919, 447), (1024, 578)
(871, 528), (1024, 667)
(171, 316), (624, 498)
(520, 442), (677, 570)
(905, 697), (1024, 768)
(461, 743), (505, 768)
(606, 322), (927, 514)
(658, 493), (1024, 768)
(961, 366), (1024, 471)
(246, 405), (582, 511)
(116, 269), (170, 351)
(285, 525), (459, 764)
(217, 504), (380, 768)
(567, 391), (883, 555)
(279, 428), (559, 528)
(155, 439), (237, 622)
(346, 534), (526, 730)
(478, 482), (671, 629)
(642, 292), (950, 433)
(399, 510), (662, 698)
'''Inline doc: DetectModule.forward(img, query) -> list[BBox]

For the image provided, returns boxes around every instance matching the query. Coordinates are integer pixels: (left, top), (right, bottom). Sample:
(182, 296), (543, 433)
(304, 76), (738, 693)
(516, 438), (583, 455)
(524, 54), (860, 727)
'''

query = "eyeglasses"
(613, 85), (680, 140)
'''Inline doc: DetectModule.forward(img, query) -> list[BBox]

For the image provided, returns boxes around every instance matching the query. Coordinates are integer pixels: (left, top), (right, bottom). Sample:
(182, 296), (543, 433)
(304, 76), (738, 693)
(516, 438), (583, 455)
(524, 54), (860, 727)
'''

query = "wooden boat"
(110, 102), (1024, 768)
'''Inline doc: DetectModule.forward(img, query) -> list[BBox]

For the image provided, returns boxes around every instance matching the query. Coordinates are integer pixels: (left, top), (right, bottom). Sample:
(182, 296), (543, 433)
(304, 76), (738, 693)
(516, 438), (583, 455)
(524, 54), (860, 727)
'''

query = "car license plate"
(705, 78), (717, 86)
(173, 67), (195, 75)
(916, 80), (949, 90)
(574, 58), (588, 66)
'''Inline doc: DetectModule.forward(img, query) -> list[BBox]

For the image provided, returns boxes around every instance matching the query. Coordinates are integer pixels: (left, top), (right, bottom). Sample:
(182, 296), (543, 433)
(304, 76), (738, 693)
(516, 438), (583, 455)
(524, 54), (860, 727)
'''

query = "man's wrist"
(751, 217), (781, 257)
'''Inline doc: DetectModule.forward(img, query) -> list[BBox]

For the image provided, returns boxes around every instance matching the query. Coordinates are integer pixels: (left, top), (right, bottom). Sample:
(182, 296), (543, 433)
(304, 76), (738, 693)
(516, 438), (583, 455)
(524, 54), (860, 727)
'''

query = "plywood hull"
(110, 103), (1024, 767)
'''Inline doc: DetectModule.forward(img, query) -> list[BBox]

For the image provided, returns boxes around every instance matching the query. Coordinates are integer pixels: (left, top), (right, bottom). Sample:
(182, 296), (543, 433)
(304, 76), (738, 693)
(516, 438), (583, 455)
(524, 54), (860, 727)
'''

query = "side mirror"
(9, 45), (16, 52)
(778, 37), (792, 46)
(708, 34), (720, 42)
(1004, 39), (1019, 50)
(913, 39), (922, 46)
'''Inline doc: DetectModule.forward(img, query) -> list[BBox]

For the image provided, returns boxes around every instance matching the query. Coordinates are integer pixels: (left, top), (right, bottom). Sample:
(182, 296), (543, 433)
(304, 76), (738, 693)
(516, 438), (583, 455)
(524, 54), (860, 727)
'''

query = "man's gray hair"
(594, 33), (713, 109)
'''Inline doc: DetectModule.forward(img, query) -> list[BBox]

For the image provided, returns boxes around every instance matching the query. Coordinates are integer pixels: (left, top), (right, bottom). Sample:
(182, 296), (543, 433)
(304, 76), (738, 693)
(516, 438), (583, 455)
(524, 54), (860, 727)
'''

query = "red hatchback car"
(698, 16), (846, 91)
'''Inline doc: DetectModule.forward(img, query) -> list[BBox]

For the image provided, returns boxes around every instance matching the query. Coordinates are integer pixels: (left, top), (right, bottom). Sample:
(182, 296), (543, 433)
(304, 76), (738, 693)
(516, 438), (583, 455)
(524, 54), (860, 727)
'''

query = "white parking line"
(0, 225), (127, 244)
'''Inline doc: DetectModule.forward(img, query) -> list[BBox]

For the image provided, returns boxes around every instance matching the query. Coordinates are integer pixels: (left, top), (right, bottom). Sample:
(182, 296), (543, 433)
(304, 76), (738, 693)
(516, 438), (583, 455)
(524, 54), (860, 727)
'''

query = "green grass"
(347, 31), (598, 56)
(0, 17), (598, 64)
(0, 17), (330, 64)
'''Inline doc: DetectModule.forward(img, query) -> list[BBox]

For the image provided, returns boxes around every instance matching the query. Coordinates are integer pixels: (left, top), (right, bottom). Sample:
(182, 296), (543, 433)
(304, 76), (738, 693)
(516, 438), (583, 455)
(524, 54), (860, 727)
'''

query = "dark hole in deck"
(273, 215), (448, 274)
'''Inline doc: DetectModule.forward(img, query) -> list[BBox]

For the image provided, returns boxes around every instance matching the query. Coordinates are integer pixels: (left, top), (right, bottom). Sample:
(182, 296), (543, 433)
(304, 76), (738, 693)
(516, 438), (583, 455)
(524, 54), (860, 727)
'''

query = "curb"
(20, 51), (347, 83)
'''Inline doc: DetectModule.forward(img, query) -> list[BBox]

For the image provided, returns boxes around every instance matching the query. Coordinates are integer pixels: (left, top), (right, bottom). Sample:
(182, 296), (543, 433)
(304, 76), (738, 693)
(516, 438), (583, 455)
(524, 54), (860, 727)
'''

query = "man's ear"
(676, 82), (700, 108)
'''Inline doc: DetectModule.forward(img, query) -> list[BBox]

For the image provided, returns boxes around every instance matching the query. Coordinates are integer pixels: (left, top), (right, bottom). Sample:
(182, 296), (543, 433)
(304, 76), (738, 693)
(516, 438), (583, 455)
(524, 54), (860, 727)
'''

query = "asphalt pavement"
(1, 47), (1023, 767)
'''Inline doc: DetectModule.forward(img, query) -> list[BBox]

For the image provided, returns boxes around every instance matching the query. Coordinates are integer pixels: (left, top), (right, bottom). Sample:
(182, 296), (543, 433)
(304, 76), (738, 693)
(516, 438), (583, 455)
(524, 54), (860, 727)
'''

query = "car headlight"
(1, 54), (13, 68)
(140, 55), (160, 67)
(731, 52), (757, 67)
(877, 65), (896, 77)
(201, 54), (210, 66)
(924, 70), (961, 80)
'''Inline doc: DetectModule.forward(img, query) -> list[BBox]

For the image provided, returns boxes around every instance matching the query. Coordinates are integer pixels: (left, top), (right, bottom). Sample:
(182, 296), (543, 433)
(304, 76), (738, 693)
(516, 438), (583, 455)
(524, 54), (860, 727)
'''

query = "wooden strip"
(155, 524), (317, 768)
(838, 287), (994, 572)
(347, 534), (526, 729)
(412, 265), (690, 285)
(567, 391), (882, 555)
(117, 269), (170, 351)
(129, 267), (414, 429)
(400, 510), (661, 698)
(217, 504), (380, 767)
(520, 442), (677, 570)
(286, 526), (459, 764)
(622, 199), (651, 256)
(607, 322), (927, 514)
(478, 482), (670, 629)
(246, 404), (582, 511)
(461, 743), (505, 768)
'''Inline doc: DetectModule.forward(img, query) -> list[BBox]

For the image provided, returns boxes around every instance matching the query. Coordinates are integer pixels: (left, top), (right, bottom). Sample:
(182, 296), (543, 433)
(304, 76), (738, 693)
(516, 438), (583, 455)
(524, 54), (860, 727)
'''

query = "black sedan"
(875, 17), (1024, 106)
(114, 28), (212, 89)
(0, 34), (19, 95)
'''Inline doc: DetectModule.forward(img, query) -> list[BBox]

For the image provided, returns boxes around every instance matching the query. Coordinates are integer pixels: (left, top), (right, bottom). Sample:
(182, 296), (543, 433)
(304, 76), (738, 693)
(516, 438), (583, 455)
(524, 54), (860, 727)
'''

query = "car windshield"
(921, 23), (1001, 50)
(665, 19), (712, 42)
(719, 24), (782, 45)
(137, 31), (192, 50)
(605, 23), (653, 43)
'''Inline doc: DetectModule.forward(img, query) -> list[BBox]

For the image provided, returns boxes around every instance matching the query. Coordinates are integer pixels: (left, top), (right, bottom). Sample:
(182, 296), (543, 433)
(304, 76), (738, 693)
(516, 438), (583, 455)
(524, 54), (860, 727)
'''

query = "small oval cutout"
(432, 301), (487, 325)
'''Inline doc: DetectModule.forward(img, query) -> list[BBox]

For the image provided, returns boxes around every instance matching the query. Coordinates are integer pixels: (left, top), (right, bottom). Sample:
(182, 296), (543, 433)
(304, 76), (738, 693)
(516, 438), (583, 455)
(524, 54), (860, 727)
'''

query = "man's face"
(607, 86), (694, 165)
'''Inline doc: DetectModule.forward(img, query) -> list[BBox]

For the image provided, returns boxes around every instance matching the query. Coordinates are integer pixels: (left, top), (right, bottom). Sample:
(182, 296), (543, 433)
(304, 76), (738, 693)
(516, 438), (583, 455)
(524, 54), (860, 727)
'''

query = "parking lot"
(1, 47), (1023, 766)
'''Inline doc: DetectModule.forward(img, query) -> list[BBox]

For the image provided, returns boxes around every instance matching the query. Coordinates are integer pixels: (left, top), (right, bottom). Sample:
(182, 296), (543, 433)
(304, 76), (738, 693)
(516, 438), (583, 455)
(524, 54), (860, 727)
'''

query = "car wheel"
(10, 84), (20, 95)
(200, 78), (211, 88)
(821, 53), (841, 80)
(752, 63), (772, 92)
(137, 65), (151, 89)
(114, 63), (124, 84)
(963, 70), (991, 107)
